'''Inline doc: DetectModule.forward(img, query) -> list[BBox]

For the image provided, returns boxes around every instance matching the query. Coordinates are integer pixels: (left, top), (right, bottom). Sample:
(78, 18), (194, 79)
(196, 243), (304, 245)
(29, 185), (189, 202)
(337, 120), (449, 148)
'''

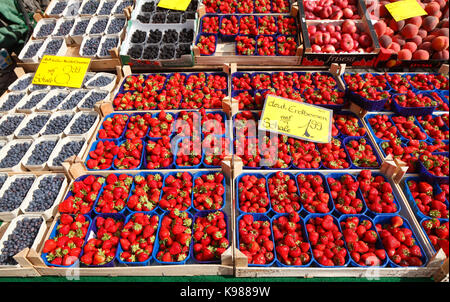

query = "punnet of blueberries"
(72, 19), (89, 36)
(18, 114), (50, 136)
(29, 84), (49, 92)
(0, 93), (26, 111)
(23, 41), (44, 59)
(50, 1), (67, 15)
(98, 1), (115, 15)
(41, 39), (64, 56)
(81, 0), (99, 14)
(0, 176), (35, 212)
(40, 92), (69, 111)
(69, 113), (97, 135)
(20, 92), (47, 110)
(43, 114), (73, 135)
(115, 0), (134, 14)
(80, 91), (108, 109)
(99, 37), (119, 57)
(52, 140), (85, 166)
(60, 91), (88, 110)
(0, 142), (31, 168)
(0, 217), (43, 266)
(0, 174), (7, 191)
(25, 175), (65, 212)
(0, 115), (25, 137)
(36, 22), (56, 38)
(87, 76), (114, 88)
(107, 18), (126, 34)
(82, 36), (101, 56)
(26, 140), (58, 166)
(89, 18), (108, 35)
(11, 76), (33, 91)
(55, 19), (75, 36)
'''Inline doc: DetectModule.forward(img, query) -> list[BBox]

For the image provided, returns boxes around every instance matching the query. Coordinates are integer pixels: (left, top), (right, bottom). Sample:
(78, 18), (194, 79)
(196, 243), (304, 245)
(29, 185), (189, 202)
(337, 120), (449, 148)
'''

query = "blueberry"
(23, 41), (44, 58)
(42, 39), (64, 56)
(0, 217), (43, 265)
(28, 84), (49, 92)
(98, 1), (115, 15)
(0, 174), (6, 191)
(143, 44), (159, 60)
(80, 91), (108, 109)
(81, 0), (99, 14)
(40, 92), (69, 110)
(147, 29), (162, 44)
(50, 1), (67, 15)
(52, 140), (84, 166)
(25, 175), (65, 212)
(82, 37), (101, 56)
(69, 113), (97, 134)
(26, 140), (58, 166)
(152, 13), (166, 24)
(159, 44), (175, 60)
(128, 45), (143, 59)
(55, 19), (74, 36)
(115, 0), (134, 14)
(18, 114), (50, 136)
(36, 22), (56, 38)
(72, 19), (89, 36)
(89, 19), (108, 34)
(179, 29), (194, 43)
(0, 93), (26, 111)
(88, 76), (113, 87)
(0, 115), (24, 137)
(83, 74), (95, 85)
(131, 30), (146, 43)
(43, 114), (73, 135)
(141, 1), (155, 13)
(61, 91), (88, 110)
(11, 77), (33, 91)
(99, 37), (119, 57)
(20, 92), (47, 110)
(163, 30), (178, 44)
(0, 140), (31, 166)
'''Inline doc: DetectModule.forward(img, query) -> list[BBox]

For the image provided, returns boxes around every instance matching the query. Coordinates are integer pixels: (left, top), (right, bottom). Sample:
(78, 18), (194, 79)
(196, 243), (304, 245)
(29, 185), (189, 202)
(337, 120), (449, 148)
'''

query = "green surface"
(0, 276), (433, 282)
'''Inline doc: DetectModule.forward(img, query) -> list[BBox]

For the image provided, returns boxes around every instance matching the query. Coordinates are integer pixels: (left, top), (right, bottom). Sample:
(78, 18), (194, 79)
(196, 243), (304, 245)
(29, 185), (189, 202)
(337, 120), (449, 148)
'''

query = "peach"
(374, 20), (387, 37)
(432, 49), (449, 60)
(392, 35), (406, 46)
(419, 41), (433, 52)
(435, 0), (447, 8)
(431, 36), (449, 51)
(418, 29), (428, 39)
(398, 48), (413, 60)
(437, 28), (449, 37)
(408, 35), (423, 46)
(401, 24), (419, 39)
(389, 19), (405, 32)
(379, 1), (391, 18)
(412, 49), (430, 60)
(406, 16), (423, 28)
(404, 41), (418, 53)
(425, 2), (441, 16)
(424, 34), (438, 42)
(388, 42), (401, 52)
(385, 27), (395, 36)
(379, 35), (393, 48)
(422, 16), (439, 32)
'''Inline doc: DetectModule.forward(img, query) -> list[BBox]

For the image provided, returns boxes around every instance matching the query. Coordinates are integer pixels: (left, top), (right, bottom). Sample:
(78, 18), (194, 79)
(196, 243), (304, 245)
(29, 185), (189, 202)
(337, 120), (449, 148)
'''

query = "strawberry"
(391, 115), (428, 141)
(419, 151), (449, 177)
(113, 138), (143, 169)
(196, 34), (216, 56)
(334, 113), (366, 137)
(318, 138), (351, 169)
(238, 174), (270, 213)
(175, 137), (202, 167)
(86, 140), (119, 170)
(257, 36), (276, 56)
(406, 74), (434, 91)
(145, 136), (173, 169)
(394, 91), (437, 109)
(147, 111), (175, 138)
(417, 115), (449, 141)
(238, 215), (274, 265)
(236, 35), (256, 55)
(406, 179), (449, 219)
(327, 174), (364, 214)
(297, 173), (331, 214)
(201, 16), (219, 34)
(202, 135), (231, 167)
(219, 15), (239, 36)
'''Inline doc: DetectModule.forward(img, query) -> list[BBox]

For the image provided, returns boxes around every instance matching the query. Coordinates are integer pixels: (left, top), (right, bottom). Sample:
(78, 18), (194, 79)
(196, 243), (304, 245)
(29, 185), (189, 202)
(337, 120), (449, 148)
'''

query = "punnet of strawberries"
(345, 137), (379, 168)
(193, 172), (225, 211)
(156, 210), (193, 263)
(160, 172), (193, 212)
(358, 170), (398, 214)
(391, 115), (428, 141)
(367, 114), (399, 141)
(288, 138), (322, 169)
(237, 174), (270, 213)
(202, 135), (231, 167)
(376, 216), (424, 267)
(327, 174), (365, 214)
(273, 212), (311, 266)
(193, 211), (229, 262)
(86, 140), (119, 170)
(416, 114), (449, 141)
(95, 174), (133, 214)
(127, 173), (163, 212)
(406, 179), (449, 219)
(196, 35), (216, 56)
(429, 74), (449, 90)
(119, 213), (159, 263)
(340, 216), (387, 266)
(98, 114), (128, 139)
(268, 171), (300, 214)
(419, 151), (449, 177)
(238, 214), (275, 265)
(43, 214), (90, 266)
(384, 73), (411, 93)
(297, 173), (331, 214)
(81, 216), (123, 266)
(114, 138), (143, 169)
(422, 218), (449, 257)
(334, 114), (366, 137)
(145, 136), (173, 169)
(393, 91), (437, 108)
(406, 74), (435, 91)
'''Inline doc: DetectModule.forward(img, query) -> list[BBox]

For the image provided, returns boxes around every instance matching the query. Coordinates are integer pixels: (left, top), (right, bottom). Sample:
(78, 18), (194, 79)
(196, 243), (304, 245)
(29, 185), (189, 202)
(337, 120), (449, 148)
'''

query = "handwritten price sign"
(259, 95), (333, 144)
(385, 0), (427, 22)
(32, 55), (91, 88)
(157, 0), (192, 11)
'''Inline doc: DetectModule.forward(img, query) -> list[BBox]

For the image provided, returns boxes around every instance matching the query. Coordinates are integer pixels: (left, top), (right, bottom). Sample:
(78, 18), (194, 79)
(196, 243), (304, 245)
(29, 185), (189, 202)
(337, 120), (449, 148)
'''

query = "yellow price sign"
(32, 55), (91, 88)
(157, 0), (192, 11)
(259, 95), (333, 144)
(385, 0), (427, 22)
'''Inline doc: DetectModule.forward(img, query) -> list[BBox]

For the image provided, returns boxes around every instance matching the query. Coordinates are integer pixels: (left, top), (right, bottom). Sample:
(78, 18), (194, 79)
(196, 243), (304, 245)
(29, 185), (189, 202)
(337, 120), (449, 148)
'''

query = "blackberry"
(166, 13), (182, 23)
(99, 37), (119, 57)
(176, 43), (191, 58)
(25, 175), (65, 212)
(18, 115), (50, 136)
(147, 29), (162, 44)
(43, 114), (73, 135)
(186, 0), (198, 12)
(151, 13), (166, 24)
(41, 39), (64, 56)
(179, 28), (194, 43)
(89, 18), (108, 34)
(0, 143), (31, 169)
(26, 140), (58, 166)
(141, 1), (155, 13)
(0, 217), (43, 266)
(156, 6), (169, 13)
(69, 113), (97, 135)
(23, 41), (44, 58)
(162, 29), (178, 43)
(82, 36), (101, 56)
(52, 140), (85, 166)
(159, 44), (175, 60)
(131, 30), (146, 43)
(0, 93), (25, 111)
(0, 115), (25, 137)
(137, 14), (150, 23)
(72, 19), (89, 36)
(128, 45), (143, 59)
(142, 44), (159, 60)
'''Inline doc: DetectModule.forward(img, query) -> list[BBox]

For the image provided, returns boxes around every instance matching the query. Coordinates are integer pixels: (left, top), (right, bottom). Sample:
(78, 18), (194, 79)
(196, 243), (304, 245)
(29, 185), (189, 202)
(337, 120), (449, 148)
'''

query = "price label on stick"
(259, 95), (333, 144)
(157, 0), (192, 11)
(385, 0), (428, 22)
(32, 55), (91, 88)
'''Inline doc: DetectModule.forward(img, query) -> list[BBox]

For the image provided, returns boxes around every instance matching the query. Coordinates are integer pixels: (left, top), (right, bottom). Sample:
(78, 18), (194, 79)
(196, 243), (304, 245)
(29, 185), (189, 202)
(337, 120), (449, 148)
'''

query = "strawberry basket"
(391, 92), (438, 117)
(419, 217), (449, 257)
(85, 139), (119, 171)
(418, 152), (449, 184)
(295, 172), (334, 216)
(142, 137), (175, 170)
(126, 172), (164, 213)
(235, 172), (271, 215)
(96, 113), (130, 142)
(191, 171), (227, 212)
(92, 174), (134, 216)
(342, 136), (382, 169)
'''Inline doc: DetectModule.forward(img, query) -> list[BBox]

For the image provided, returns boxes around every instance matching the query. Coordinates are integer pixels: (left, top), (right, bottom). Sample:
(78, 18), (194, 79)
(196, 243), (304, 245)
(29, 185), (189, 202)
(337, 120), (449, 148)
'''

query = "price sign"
(385, 0), (427, 22)
(259, 95), (333, 144)
(32, 55), (91, 88)
(157, 0), (192, 11)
